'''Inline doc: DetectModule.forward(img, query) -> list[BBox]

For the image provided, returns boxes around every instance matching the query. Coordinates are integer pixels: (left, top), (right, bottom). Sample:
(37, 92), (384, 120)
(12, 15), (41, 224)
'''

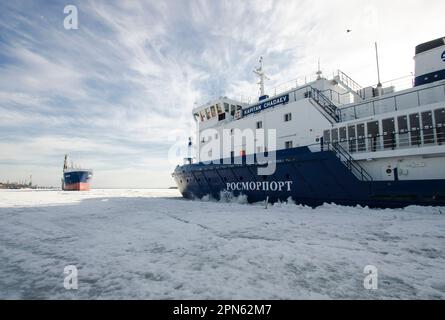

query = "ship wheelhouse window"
(224, 103), (230, 113)
(285, 141), (293, 149)
(256, 121), (263, 129)
(367, 121), (379, 152)
(216, 103), (223, 114)
(230, 105), (236, 116)
(421, 111), (435, 144)
(210, 106), (217, 118)
(200, 111), (206, 122)
(205, 108), (211, 120)
(409, 113), (421, 145)
(284, 113), (292, 122)
(397, 115), (409, 147)
(434, 108), (445, 144)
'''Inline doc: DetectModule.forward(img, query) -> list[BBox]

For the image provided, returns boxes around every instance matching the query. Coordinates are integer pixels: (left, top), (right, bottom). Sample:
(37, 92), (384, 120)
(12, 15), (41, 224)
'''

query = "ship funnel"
(414, 37), (445, 86)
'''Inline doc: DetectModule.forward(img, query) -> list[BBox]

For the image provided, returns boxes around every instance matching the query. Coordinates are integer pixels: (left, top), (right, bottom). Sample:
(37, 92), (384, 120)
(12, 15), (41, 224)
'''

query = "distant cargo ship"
(62, 154), (93, 191)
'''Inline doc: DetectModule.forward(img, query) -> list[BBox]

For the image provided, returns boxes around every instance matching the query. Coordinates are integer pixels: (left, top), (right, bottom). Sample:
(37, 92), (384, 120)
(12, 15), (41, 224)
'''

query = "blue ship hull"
(173, 147), (445, 208)
(62, 170), (93, 191)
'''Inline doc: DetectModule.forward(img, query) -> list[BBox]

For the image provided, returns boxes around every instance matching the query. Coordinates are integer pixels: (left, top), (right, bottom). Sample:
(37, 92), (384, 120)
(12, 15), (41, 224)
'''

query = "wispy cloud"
(0, 0), (444, 187)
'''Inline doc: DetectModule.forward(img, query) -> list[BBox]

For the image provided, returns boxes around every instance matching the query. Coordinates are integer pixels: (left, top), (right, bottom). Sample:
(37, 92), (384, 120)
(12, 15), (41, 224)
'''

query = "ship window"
(210, 106), (217, 118)
(200, 110), (206, 122)
(331, 128), (339, 143)
(421, 111), (435, 144)
(284, 113), (292, 122)
(409, 113), (421, 145)
(285, 141), (293, 149)
(230, 105), (236, 116)
(382, 118), (396, 149)
(224, 103), (230, 113)
(323, 130), (331, 144)
(434, 108), (445, 143)
(339, 127), (347, 142)
(357, 123), (366, 152)
(397, 115), (409, 147)
(216, 103), (223, 114)
(367, 121), (379, 152)
(205, 108), (211, 120)
(237, 105), (243, 110)
(256, 121), (263, 129)
(348, 125), (356, 153)
(194, 113), (199, 122)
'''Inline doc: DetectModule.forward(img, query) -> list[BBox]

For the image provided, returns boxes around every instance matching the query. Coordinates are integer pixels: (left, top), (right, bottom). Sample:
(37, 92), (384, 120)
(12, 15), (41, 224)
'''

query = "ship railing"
(325, 127), (445, 156)
(336, 70), (365, 100)
(338, 82), (445, 122)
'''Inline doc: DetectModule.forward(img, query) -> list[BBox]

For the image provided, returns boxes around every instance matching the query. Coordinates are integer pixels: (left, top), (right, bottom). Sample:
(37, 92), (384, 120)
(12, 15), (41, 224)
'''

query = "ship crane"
(253, 56), (270, 98)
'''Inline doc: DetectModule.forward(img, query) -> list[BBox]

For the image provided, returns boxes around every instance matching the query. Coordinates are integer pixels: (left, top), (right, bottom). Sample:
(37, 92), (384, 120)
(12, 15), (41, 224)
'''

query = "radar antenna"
(253, 56), (269, 97)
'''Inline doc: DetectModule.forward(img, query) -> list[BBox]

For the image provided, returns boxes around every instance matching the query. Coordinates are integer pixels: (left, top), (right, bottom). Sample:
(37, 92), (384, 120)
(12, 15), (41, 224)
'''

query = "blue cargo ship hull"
(173, 147), (445, 208)
(62, 170), (93, 191)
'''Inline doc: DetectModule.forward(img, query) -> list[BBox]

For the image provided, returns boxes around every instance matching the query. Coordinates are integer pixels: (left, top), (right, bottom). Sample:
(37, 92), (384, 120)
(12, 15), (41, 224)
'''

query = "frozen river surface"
(0, 189), (444, 299)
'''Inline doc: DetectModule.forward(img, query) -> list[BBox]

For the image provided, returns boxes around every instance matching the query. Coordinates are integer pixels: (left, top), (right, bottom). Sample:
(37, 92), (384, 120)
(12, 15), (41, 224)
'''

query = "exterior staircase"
(306, 87), (340, 123)
(328, 142), (373, 181)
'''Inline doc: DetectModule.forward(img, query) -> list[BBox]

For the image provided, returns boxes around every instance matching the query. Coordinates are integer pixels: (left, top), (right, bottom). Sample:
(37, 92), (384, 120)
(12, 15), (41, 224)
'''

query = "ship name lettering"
(226, 181), (292, 192)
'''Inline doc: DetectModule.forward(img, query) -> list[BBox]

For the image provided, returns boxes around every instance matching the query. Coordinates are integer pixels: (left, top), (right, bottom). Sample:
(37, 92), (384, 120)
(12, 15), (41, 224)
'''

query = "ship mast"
(63, 154), (68, 170)
(253, 56), (269, 97)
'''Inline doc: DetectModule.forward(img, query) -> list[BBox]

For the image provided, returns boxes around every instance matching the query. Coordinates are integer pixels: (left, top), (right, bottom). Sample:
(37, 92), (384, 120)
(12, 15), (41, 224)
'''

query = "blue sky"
(0, 0), (444, 188)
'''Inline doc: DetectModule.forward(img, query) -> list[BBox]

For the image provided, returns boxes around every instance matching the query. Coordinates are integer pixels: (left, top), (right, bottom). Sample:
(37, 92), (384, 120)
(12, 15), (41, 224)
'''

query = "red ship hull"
(63, 182), (91, 191)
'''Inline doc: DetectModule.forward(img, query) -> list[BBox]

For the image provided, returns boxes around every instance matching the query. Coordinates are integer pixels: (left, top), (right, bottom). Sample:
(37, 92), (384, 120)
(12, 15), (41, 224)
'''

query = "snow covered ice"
(0, 189), (444, 299)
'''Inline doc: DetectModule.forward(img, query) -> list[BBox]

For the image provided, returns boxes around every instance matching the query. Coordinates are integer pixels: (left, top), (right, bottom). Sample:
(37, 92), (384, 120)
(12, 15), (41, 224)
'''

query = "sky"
(0, 0), (444, 188)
